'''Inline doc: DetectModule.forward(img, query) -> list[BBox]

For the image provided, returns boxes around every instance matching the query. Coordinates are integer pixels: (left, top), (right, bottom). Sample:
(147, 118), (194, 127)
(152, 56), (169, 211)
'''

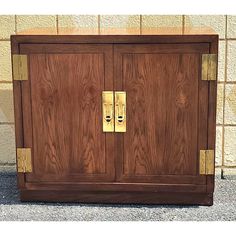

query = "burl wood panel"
(115, 44), (209, 183)
(25, 53), (113, 182)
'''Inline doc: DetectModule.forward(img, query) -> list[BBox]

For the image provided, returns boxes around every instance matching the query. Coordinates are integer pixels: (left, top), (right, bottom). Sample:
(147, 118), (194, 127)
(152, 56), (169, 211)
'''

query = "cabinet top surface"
(13, 27), (217, 36)
(11, 27), (218, 49)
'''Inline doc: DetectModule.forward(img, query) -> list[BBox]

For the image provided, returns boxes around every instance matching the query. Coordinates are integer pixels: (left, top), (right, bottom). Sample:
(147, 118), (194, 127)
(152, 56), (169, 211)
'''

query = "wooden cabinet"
(11, 35), (218, 205)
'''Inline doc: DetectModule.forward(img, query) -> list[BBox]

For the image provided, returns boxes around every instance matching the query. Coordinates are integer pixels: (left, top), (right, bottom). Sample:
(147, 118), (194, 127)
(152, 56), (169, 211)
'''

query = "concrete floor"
(0, 168), (236, 221)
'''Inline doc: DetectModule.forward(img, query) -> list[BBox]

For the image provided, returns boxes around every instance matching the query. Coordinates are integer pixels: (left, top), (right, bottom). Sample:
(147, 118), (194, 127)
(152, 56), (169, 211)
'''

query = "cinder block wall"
(0, 15), (236, 176)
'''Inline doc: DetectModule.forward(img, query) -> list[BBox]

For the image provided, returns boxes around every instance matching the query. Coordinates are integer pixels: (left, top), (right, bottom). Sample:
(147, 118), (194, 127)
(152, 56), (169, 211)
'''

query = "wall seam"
(221, 15), (228, 178)
(0, 122), (15, 125)
(0, 81), (13, 84)
(218, 81), (236, 84)
(15, 15), (17, 34)
(98, 15), (101, 35)
(140, 15), (142, 35)
(222, 124), (236, 127)
(56, 15), (59, 35)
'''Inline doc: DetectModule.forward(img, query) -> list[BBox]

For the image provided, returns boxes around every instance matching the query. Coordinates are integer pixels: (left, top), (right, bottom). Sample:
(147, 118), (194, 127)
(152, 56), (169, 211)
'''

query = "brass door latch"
(115, 92), (126, 132)
(102, 91), (126, 133)
(102, 91), (114, 132)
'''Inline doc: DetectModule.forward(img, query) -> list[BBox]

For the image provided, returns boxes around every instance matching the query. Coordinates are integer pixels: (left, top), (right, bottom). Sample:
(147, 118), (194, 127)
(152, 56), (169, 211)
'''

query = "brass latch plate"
(102, 91), (114, 132)
(13, 55), (28, 81)
(17, 148), (32, 173)
(202, 54), (217, 81)
(115, 91), (126, 132)
(199, 150), (214, 175)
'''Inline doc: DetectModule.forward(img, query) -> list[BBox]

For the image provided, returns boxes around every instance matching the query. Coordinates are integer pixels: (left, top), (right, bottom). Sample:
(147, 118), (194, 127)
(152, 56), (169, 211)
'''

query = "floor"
(0, 168), (235, 221)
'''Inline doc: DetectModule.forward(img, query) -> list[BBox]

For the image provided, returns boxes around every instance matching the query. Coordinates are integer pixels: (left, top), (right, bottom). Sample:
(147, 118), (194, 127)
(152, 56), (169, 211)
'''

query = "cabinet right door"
(114, 43), (210, 185)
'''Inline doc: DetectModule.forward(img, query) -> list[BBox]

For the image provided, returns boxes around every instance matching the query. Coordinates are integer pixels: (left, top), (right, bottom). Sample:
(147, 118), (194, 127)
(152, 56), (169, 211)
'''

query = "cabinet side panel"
(207, 37), (218, 192)
(11, 39), (25, 188)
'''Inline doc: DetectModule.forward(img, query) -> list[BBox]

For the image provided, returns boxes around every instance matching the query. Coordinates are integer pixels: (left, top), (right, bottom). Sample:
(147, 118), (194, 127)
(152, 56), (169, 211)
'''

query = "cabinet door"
(114, 44), (210, 185)
(21, 44), (114, 182)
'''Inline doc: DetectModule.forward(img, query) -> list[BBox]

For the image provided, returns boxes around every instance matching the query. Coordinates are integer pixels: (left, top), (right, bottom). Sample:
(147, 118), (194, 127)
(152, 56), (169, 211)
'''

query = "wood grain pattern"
(22, 45), (114, 182)
(124, 54), (198, 175)
(11, 35), (218, 204)
(114, 44), (209, 184)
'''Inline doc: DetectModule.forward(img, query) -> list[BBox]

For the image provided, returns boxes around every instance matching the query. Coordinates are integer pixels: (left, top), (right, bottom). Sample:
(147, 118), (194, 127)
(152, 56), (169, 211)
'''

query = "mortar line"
(218, 81), (236, 84)
(221, 15), (228, 178)
(98, 15), (101, 35)
(0, 163), (16, 167)
(222, 166), (236, 169)
(0, 122), (14, 125)
(0, 81), (12, 84)
(140, 15), (142, 35)
(56, 15), (59, 35)
(15, 15), (17, 34)
(222, 124), (236, 127)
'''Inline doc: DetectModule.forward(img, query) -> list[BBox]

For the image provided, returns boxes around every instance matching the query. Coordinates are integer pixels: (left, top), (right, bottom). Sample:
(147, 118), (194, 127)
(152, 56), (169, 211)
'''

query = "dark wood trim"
(20, 190), (213, 205)
(207, 35), (218, 193)
(20, 43), (114, 54)
(25, 182), (207, 193)
(11, 38), (25, 188)
(11, 35), (218, 47)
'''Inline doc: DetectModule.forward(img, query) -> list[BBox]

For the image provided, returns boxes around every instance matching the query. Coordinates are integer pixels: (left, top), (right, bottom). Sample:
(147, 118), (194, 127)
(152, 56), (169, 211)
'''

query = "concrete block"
(0, 124), (15, 164)
(215, 126), (223, 166)
(58, 15), (98, 34)
(184, 15), (226, 39)
(100, 15), (140, 35)
(0, 15), (15, 39)
(16, 15), (57, 34)
(0, 41), (12, 82)
(227, 15), (236, 39)
(227, 41), (236, 81)
(224, 126), (236, 166)
(218, 40), (226, 82)
(0, 83), (14, 123)
(216, 84), (224, 125)
(142, 15), (182, 34)
(225, 84), (236, 124)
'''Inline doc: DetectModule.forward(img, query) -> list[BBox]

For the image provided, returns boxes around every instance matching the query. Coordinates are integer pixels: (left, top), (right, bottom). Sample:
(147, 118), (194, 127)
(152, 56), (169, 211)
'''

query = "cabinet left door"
(18, 44), (115, 183)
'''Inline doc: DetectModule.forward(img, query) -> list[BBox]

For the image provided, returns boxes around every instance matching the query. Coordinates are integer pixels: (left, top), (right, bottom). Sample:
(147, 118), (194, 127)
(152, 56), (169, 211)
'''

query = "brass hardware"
(102, 91), (114, 132)
(202, 54), (217, 81)
(17, 148), (32, 173)
(115, 91), (126, 132)
(13, 55), (28, 81)
(199, 150), (214, 175)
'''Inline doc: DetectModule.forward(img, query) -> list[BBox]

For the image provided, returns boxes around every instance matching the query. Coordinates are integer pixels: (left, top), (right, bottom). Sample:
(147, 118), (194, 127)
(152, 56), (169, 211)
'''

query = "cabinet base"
(20, 190), (213, 206)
